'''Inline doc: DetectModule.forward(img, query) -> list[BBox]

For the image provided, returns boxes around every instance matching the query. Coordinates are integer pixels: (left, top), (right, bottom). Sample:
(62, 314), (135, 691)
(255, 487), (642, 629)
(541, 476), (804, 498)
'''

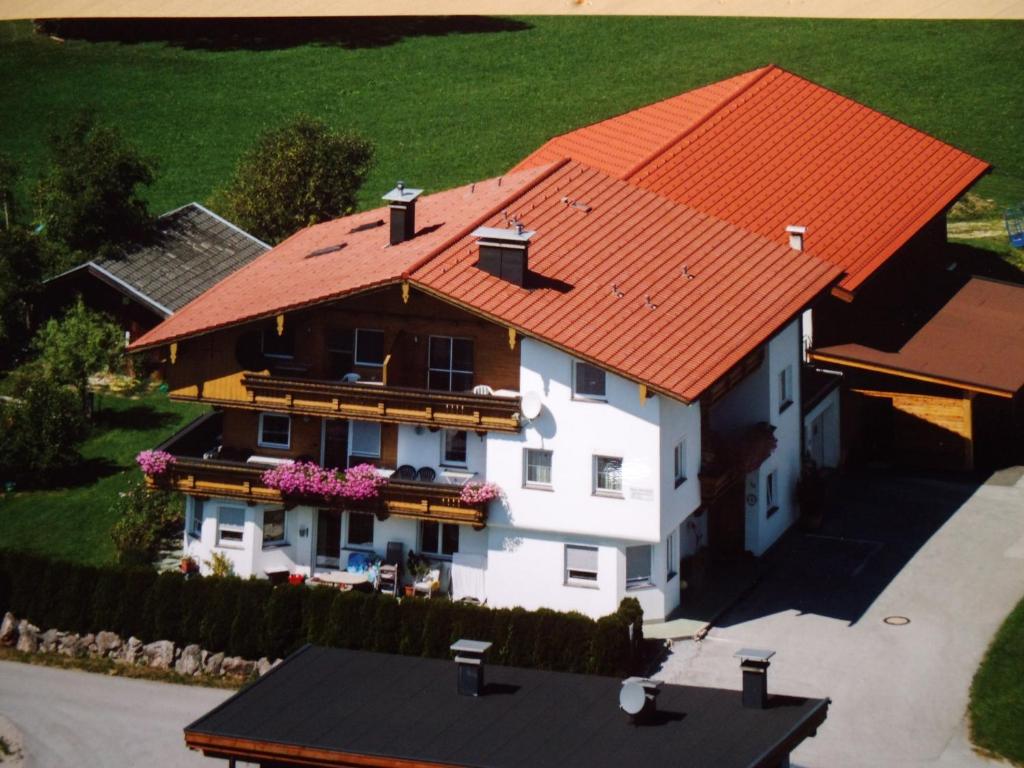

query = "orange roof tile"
(413, 161), (841, 402)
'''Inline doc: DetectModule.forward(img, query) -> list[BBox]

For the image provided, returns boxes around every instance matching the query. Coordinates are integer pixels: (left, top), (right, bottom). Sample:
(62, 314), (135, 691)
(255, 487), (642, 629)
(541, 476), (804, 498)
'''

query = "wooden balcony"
(232, 373), (522, 433)
(146, 455), (489, 529)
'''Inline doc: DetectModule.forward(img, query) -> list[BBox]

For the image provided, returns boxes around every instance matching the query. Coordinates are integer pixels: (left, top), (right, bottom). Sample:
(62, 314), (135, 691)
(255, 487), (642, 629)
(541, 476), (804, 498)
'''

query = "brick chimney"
(382, 181), (423, 245)
(472, 223), (535, 287)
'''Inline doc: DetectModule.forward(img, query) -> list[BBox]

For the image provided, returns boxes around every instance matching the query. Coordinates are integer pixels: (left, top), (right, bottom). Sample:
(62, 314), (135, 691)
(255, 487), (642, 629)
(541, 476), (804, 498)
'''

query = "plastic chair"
(416, 466), (437, 483)
(341, 372), (361, 383)
(413, 568), (441, 599)
(378, 564), (399, 597)
(394, 465), (417, 480)
(472, 384), (494, 396)
(1005, 205), (1024, 248)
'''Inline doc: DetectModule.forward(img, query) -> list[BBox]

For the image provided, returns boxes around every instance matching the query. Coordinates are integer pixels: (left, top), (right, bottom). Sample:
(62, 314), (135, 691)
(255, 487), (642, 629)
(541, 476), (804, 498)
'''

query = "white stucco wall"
(804, 387), (841, 469)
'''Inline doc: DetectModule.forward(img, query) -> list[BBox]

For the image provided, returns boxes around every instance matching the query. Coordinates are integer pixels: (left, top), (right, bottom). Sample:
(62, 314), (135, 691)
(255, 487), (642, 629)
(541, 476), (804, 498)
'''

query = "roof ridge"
(623, 64), (777, 182)
(401, 158), (572, 279)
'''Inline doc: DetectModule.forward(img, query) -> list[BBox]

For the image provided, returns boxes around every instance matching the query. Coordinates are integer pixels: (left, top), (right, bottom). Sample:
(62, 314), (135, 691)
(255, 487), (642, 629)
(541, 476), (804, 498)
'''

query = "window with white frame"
(258, 413), (291, 449)
(779, 365), (794, 412)
(326, 328), (385, 378)
(593, 455), (623, 496)
(188, 498), (203, 539)
(673, 438), (687, 488)
(262, 508), (286, 547)
(428, 336), (474, 392)
(666, 531), (677, 579)
(573, 361), (606, 399)
(217, 505), (245, 546)
(766, 469), (779, 517)
(349, 421), (381, 460)
(420, 521), (459, 557)
(524, 448), (553, 488)
(565, 544), (599, 586)
(441, 430), (467, 466)
(261, 325), (294, 359)
(626, 544), (653, 589)
(346, 511), (374, 548)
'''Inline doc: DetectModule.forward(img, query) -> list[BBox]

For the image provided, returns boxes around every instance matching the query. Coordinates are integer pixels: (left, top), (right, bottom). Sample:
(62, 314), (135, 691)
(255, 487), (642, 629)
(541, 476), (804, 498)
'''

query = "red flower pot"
(289, 573), (306, 586)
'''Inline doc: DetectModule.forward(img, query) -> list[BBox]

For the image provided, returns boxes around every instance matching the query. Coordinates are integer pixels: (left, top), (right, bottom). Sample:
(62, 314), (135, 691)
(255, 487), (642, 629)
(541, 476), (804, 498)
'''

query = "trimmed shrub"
(324, 590), (366, 650)
(56, 563), (98, 634)
(533, 609), (595, 673)
(117, 567), (157, 639)
(590, 614), (632, 676)
(396, 597), (429, 657)
(37, 558), (73, 631)
(504, 608), (540, 668)
(200, 577), (241, 652)
(421, 599), (455, 659)
(180, 575), (214, 645)
(371, 595), (400, 654)
(302, 584), (337, 646)
(90, 567), (122, 633)
(145, 571), (185, 645)
(229, 579), (272, 659)
(264, 584), (306, 659)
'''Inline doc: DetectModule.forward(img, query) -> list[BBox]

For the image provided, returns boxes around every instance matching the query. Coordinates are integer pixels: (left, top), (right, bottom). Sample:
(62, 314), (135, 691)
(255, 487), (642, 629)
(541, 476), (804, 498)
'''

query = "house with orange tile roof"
(130, 66), (991, 620)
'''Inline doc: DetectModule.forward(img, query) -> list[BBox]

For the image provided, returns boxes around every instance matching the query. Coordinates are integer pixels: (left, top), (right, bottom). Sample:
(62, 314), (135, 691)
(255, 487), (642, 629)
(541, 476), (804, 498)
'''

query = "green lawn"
(0, 18), (1021, 222)
(0, 391), (206, 565)
(970, 595), (1024, 765)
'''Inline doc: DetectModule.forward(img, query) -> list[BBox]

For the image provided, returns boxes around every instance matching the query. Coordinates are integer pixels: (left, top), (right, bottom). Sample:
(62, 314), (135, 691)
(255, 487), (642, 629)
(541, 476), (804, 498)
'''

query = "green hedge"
(0, 550), (643, 675)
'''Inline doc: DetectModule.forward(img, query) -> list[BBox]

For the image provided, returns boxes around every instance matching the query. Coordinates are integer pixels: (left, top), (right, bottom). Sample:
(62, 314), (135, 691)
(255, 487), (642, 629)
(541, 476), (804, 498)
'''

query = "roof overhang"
(45, 261), (174, 318)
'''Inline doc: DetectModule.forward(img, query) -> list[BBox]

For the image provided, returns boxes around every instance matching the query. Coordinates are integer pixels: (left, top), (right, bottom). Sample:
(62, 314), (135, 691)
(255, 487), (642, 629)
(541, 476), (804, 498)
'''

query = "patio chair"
(378, 564), (399, 597)
(472, 384), (494, 396)
(341, 372), (361, 383)
(393, 465), (417, 480)
(413, 568), (441, 599)
(416, 466), (437, 483)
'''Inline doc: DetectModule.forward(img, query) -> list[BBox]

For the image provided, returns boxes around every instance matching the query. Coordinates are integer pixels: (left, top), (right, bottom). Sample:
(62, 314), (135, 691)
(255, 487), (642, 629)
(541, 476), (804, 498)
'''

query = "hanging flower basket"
(261, 461), (387, 503)
(459, 481), (502, 505)
(136, 450), (176, 476)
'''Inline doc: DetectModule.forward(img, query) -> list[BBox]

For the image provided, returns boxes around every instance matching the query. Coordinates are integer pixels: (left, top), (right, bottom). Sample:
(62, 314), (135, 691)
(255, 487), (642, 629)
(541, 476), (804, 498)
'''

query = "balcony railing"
(147, 416), (489, 529)
(235, 373), (522, 433)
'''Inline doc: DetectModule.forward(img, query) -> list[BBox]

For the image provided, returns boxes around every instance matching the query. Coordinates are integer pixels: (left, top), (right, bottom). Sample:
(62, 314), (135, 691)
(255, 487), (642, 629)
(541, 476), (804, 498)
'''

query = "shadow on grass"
(93, 404), (177, 432)
(36, 17), (532, 51)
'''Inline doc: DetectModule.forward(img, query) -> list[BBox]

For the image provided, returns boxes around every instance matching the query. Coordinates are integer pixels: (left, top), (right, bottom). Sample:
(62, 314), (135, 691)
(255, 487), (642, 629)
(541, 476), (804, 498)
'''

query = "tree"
(0, 227), (45, 359)
(110, 479), (182, 566)
(32, 298), (124, 415)
(216, 115), (375, 244)
(0, 152), (19, 230)
(0, 367), (88, 487)
(34, 109), (155, 254)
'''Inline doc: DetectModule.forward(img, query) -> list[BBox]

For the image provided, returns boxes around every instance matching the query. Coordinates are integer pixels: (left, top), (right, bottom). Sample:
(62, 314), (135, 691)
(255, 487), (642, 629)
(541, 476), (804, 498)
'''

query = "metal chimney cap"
(734, 648), (775, 662)
(382, 184), (423, 203)
(785, 225), (806, 234)
(471, 225), (535, 243)
(450, 639), (493, 656)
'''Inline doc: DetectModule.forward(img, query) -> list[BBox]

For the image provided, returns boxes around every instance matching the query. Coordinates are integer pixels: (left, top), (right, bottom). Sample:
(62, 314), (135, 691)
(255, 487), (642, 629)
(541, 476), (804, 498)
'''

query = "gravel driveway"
(656, 467), (1024, 768)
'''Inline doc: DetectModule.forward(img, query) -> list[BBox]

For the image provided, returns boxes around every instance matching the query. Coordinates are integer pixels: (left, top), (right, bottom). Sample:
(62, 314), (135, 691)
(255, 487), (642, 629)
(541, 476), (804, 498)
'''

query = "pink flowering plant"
(136, 450), (176, 476)
(261, 461), (386, 501)
(459, 481), (502, 505)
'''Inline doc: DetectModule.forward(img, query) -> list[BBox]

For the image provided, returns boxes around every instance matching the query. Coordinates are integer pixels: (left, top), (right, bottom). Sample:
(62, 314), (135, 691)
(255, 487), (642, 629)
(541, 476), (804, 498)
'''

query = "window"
(779, 365), (793, 412)
(355, 329), (385, 367)
(673, 439), (687, 488)
(573, 361), (606, 399)
(349, 421), (381, 459)
(428, 336), (474, 392)
(442, 430), (468, 466)
(217, 505), (245, 546)
(766, 469), (779, 517)
(258, 413), (291, 449)
(262, 508), (286, 547)
(261, 326), (294, 359)
(666, 532), (677, 579)
(346, 511), (374, 548)
(524, 448), (553, 488)
(594, 455), (623, 496)
(565, 544), (599, 586)
(420, 521), (460, 557)
(626, 545), (652, 589)
(188, 498), (203, 539)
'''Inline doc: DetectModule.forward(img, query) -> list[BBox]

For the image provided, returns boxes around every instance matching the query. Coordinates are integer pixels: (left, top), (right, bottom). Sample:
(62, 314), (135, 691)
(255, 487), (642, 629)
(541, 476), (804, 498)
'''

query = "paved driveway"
(0, 661), (233, 768)
(656, 467), (1024, 768)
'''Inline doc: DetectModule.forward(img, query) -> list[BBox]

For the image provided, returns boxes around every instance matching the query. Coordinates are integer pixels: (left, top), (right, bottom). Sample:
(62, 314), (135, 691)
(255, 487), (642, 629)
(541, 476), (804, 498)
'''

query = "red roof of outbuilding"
(517, 65), (990, 294)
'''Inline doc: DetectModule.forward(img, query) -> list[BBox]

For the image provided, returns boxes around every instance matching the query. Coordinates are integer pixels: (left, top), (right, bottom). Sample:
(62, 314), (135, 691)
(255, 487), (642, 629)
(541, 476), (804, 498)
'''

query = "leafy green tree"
(215, 115), (375, 244)
(0, 152), (20, 230)
(32, 298), (124, 415)
(34, 110), (155, 254)
(110, 479), (182, 566)
(0, 367), (89, 486)
(0, 227), (45, 359)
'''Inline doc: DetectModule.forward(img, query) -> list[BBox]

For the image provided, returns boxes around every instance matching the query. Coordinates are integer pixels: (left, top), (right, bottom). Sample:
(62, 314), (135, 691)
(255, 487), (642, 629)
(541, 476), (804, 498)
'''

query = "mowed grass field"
(970, 594), (1024, 766)
(0, 17), (1022, 221)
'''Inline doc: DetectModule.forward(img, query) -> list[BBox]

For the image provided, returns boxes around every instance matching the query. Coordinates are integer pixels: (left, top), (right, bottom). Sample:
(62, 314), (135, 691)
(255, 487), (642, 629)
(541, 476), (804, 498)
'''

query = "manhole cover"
(883, 616), (911, 626)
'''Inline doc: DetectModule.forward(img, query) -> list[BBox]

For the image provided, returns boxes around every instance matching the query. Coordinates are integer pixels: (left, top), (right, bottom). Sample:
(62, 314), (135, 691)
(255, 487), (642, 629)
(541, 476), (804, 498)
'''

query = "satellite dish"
(619, 681), (647, 716)
(521, 391), (543, 421)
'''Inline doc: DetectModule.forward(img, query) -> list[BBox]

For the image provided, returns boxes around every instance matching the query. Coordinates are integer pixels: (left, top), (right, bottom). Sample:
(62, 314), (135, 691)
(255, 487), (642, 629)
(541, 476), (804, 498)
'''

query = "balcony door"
(321, 419), (349, 469)
(316, 509), (342, 568)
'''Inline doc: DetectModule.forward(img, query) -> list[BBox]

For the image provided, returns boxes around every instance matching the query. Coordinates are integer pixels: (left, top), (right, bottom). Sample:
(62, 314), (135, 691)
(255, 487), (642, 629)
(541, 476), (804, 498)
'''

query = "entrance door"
(321, 419), (349, 469)
(316, 509), (342, 568)
(708, 479), (746, 558)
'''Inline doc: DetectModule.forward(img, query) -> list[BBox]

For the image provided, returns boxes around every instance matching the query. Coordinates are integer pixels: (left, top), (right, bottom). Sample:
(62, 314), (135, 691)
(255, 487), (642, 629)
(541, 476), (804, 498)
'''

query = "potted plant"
(288, 572), (306, 586)
(179, 555), (198, 575)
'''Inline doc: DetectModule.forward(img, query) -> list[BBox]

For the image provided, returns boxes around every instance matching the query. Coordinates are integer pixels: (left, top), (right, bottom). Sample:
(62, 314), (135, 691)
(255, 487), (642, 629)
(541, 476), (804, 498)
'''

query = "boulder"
(175, 644), (202, 676)
(257, 657), (272, 676)
(39, 629), (63, 654)
(124, 636), (144, 664)
(142, 640), (175, 669)
(95, 631), (122, 657)
(57, 633), (81, 657)
(0, 612), (17, 646)
(78, 634), (96, 657)
(14, 621), (38, 654)
(203, 651), (225, 676)
(220, 656), (256, 678)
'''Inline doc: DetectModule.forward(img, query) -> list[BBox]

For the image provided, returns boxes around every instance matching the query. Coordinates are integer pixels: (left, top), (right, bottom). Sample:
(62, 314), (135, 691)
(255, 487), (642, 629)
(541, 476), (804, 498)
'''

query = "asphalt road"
(657, 467), (1024, 768)
(0, 661), (233, 768)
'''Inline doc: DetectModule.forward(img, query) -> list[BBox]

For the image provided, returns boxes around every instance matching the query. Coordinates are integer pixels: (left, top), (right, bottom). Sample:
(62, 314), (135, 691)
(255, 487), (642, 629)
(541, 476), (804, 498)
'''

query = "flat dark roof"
(185, 645), (828, 768)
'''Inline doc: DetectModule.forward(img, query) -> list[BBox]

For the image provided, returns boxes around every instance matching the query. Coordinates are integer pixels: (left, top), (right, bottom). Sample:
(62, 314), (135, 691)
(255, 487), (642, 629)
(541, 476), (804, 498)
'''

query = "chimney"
(618, 677), (662, 724)
(472, 223), (535, 287)
(382, 181), (423, 245)
(450, 639), (493, 697)
(786, 225), (806, 252)
(734, 648), (775, 709)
